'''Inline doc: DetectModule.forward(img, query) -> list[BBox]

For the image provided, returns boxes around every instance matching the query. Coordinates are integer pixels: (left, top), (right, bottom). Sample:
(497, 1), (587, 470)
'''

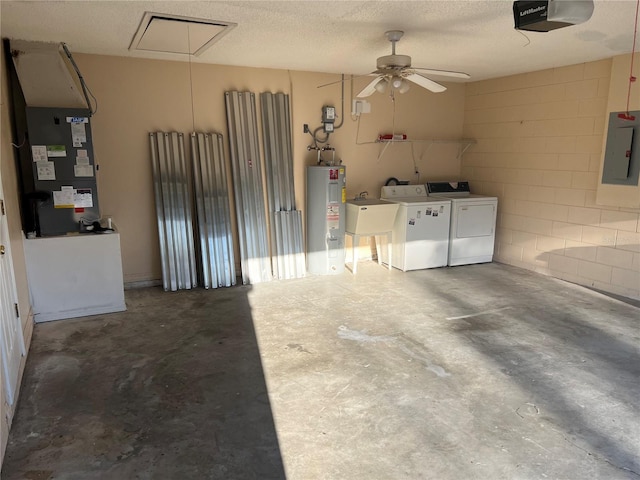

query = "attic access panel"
(129, 12), (237, 56)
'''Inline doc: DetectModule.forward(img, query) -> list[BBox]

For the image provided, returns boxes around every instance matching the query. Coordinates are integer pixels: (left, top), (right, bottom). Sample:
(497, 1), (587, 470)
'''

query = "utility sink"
(345, 199), (399, 234)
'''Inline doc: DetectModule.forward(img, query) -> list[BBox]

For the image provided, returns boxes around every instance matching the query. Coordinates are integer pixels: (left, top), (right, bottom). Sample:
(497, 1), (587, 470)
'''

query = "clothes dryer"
(426, 182), (498, 266)
(380, 185), (451, 271)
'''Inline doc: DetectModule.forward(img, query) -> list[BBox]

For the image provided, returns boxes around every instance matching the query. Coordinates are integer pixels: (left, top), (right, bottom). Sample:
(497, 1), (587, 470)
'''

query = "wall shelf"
(367, 138), (477, 160)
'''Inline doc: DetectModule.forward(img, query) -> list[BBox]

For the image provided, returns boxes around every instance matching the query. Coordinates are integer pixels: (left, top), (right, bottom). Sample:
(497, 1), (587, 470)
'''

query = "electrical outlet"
(352, 99), (371, 115)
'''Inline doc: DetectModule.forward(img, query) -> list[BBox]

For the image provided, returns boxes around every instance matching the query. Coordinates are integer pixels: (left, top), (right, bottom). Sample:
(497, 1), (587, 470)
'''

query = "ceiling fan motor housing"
(377, 54), (411, 70)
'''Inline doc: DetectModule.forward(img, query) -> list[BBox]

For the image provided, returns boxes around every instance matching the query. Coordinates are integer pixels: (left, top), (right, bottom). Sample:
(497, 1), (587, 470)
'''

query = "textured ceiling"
(1, 1), (638, 82)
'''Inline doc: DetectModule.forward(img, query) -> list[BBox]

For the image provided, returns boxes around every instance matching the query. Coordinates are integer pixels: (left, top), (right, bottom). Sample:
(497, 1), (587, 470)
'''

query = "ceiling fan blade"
(406, 73), (447, 93)
(412, 68), (470, 79)
(356, 77), (385, 98)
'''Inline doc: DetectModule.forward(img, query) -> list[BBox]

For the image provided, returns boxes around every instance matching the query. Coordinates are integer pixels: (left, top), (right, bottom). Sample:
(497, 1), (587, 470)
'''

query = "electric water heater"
(306, 165), (346, 275)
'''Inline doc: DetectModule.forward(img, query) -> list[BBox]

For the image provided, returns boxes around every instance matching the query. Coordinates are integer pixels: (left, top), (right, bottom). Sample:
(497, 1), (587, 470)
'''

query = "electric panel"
(602, 111), (639, 186)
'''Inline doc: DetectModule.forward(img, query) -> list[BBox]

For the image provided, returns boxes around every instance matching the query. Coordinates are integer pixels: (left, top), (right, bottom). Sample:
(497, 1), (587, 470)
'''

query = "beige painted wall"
(463, 56), (640, 300)
(1, 45), (637, 464)
(1, 44), (34, 465)
(74, 53), (466, 283)
(597, 53), (640, 208)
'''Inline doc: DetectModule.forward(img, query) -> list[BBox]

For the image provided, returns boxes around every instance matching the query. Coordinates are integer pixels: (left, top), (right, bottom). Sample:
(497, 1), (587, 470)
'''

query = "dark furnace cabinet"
(24, 106), (100, 236)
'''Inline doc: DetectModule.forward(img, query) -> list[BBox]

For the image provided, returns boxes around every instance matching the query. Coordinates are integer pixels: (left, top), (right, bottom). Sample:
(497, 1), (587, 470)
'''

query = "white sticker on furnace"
(74, 188), (93, 208)
(70, 121), (87, 145)
(74, 164), (94, 177)
(36, 161), (56, 180)
(31, 145), (47, 162)
(53, 188), (75, 208)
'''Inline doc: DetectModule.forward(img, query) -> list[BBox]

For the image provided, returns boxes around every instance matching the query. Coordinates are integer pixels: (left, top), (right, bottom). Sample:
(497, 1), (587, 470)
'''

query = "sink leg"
(387, 232), (392, 271)
(352, 235), (359, 274)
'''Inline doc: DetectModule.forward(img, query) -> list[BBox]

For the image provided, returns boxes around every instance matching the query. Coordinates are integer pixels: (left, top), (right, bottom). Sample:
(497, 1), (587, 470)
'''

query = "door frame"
(0, 171), (27, 407)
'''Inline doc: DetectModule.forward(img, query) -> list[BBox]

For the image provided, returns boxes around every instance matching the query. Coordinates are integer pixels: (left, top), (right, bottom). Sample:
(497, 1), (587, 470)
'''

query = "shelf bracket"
(457, 139), (476, 160)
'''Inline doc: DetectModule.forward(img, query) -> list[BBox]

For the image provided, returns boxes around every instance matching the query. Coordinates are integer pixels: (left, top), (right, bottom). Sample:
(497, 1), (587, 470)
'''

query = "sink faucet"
(356, 191), (368, 200)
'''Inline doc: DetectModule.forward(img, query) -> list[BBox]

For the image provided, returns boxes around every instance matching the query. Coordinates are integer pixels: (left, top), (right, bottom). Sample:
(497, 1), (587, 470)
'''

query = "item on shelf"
(378, 134), (407, 141)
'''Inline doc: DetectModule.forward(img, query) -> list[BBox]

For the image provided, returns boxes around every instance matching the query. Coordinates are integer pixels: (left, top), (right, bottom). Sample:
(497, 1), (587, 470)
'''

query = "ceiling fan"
(355, 30), (470, 98)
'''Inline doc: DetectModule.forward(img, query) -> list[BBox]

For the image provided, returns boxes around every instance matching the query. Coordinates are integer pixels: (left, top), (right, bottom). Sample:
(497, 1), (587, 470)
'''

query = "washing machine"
(380, 185), (451, 271)
(426, 181), (498, 266)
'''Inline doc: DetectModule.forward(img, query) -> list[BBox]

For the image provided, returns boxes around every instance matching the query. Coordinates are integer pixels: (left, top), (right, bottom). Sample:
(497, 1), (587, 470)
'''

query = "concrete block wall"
(463, 59), (640, 300)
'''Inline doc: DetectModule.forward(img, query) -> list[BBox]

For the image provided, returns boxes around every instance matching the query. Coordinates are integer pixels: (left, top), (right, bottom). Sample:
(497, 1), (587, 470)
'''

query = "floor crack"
(551, 427), (640, 478)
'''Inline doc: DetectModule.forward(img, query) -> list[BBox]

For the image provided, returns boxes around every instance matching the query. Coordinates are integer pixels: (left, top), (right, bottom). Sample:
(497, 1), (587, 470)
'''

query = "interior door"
(0, 177), (26, 407)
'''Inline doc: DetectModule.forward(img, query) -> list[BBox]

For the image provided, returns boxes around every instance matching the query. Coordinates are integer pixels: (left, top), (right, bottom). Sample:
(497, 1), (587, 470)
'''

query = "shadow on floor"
(2, 285), (286, 480)
(4, 262), (640, 479)
(429, 265), (640, 477)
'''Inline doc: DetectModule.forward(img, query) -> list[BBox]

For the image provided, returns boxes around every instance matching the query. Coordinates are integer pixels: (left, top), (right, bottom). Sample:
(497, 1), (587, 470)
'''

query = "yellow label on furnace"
(342, 187), (346, 203)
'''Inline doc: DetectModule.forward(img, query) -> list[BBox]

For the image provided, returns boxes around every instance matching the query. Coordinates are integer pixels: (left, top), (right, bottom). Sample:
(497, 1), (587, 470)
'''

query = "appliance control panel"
(426, 181), (471, 194)
(381, 185), (427, 198)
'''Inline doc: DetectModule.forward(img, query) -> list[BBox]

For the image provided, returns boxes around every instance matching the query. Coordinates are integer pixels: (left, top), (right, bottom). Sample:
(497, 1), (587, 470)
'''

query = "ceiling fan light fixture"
(344, 30), (467, 98)
(374, 77), (388, 93)
(390, 76), (410, 94)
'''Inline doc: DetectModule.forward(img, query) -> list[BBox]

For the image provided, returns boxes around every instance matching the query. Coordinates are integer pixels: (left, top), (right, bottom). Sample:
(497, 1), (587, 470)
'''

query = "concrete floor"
(2, 262), (639, 480)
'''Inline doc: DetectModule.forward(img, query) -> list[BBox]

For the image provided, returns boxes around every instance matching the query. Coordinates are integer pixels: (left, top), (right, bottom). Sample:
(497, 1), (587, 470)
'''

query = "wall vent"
(129, 12), (237, 56)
